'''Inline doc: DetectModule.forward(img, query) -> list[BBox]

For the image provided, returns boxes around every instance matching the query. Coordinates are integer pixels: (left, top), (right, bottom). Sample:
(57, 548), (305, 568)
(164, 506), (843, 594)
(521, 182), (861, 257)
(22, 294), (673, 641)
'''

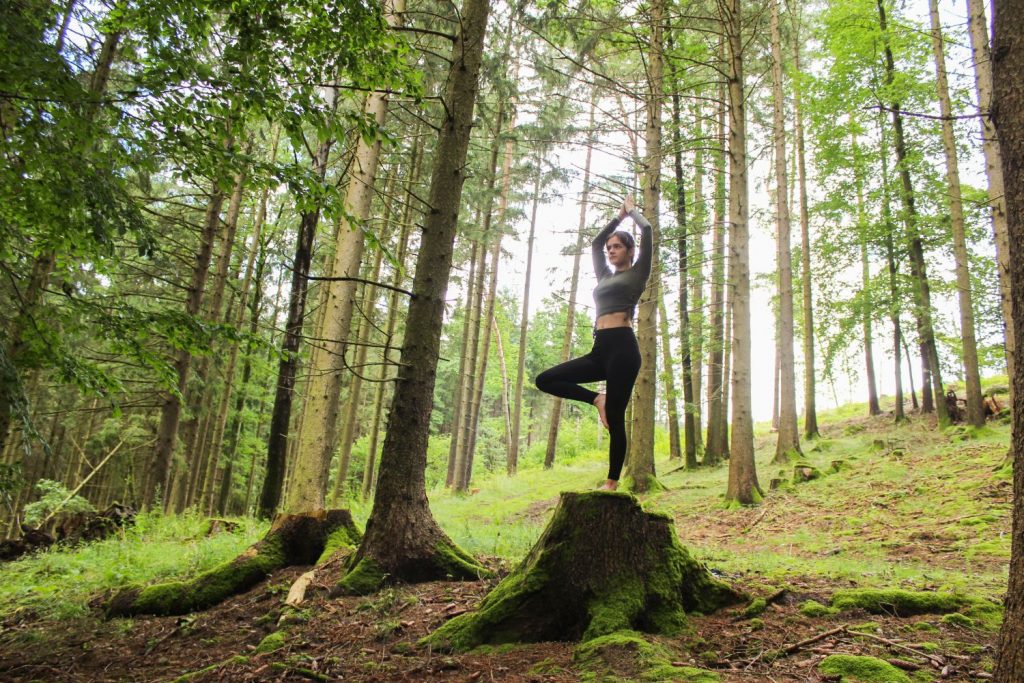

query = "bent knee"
(534, 371), (551, 392)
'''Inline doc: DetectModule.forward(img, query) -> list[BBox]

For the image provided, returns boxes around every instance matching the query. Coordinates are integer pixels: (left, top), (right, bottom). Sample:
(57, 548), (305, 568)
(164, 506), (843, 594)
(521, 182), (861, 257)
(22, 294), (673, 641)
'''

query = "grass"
(0, 511), (267, 620)
(0, 389), (1011, 622)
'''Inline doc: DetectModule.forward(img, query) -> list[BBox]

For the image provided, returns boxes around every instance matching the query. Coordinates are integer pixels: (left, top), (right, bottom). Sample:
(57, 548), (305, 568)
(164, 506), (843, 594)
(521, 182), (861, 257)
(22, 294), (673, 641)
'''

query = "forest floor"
(0, 401), (1012, 682)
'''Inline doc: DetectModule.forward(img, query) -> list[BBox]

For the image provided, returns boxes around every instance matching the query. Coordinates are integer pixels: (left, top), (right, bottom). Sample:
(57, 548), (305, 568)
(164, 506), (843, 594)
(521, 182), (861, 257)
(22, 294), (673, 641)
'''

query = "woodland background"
(2, 0), (1024, 679)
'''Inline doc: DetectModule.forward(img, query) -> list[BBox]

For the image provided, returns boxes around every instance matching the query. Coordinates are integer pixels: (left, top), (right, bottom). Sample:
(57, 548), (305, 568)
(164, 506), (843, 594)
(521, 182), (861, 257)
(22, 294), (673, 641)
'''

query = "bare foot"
(598, 479), (618, 491)
(593, 393), (609, 430)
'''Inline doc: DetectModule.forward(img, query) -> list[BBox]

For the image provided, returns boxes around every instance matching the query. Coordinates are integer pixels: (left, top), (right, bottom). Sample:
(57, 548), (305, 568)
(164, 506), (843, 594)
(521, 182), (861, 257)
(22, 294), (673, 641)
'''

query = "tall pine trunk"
(723, 0), (762, 504)
(628, 0), (664, 493)
(705, 84), (729, 467)
(877, 0), (948, 426)
(967, 0), (1012, 402)
(991, 0), (1024, 674)
(928, 0), (983, 426)
(769, 0), (801, 464)
(340, 0), (492, 592)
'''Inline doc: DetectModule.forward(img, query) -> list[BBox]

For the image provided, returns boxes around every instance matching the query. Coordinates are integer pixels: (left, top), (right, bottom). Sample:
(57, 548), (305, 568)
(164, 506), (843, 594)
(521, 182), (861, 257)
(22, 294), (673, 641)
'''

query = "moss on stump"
(425, 491), (743, 650)
(106, 509), (360, 617)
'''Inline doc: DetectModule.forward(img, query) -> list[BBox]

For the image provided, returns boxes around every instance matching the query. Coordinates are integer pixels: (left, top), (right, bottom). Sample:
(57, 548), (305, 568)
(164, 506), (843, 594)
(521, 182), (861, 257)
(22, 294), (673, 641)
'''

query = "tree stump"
(425, 491), (743, 650)
(106, 509), (360, 617)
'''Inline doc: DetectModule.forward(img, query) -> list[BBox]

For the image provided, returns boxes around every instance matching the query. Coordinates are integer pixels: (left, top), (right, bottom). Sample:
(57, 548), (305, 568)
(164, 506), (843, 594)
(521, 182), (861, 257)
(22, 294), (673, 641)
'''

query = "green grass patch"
(0, 511), (266, 620)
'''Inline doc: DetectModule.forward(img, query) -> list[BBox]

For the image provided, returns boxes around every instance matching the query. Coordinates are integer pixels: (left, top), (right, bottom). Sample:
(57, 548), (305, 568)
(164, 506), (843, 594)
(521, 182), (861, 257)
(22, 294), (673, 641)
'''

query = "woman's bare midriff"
(595, 312), (633, 330)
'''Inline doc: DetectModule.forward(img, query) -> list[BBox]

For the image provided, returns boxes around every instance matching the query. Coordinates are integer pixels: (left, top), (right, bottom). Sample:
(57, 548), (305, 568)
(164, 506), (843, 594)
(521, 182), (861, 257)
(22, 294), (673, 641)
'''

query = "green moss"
(334, 557), (387, 596)
(743, 597), (767, 618)
(962, 601), (1003, 631)
(423, 563), (548, 650)
(168, 655), (249, 682)
(913, 621), (940, 632)
(120, 534), (286, 616)
(748, 618), (764, 631)
(792, 463), (823, 484)
(799, 600), (839, 618)
(847, 622), (881, 633)
(830, 589), (968, 617)
(434, 539), (492, 580)
(575, 630), (719, 682)
(316, 524), (361, 566)
(818, 654), (911, 683)
(585, 576), (648, 639)
(255, 630), (288, 654)
(940, 612), (975, 628)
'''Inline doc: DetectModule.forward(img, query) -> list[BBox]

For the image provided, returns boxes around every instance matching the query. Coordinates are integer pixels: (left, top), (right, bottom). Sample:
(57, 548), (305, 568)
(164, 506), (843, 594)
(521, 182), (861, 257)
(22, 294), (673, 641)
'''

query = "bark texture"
(425, 492), (743, 650)
(992, 0), (1024, 676)
(337, 0), (492, 594)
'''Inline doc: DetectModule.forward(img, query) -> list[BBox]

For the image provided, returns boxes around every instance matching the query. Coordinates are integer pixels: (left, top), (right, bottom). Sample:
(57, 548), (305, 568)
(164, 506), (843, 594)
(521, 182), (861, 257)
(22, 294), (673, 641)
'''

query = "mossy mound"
(424, 491), (743, 650)
(575, 630), (719, 682)
(799, 600), (839, 618)
(818, 654), (910, 682)
(829, 589), (972, 617)
(792, 462), (823, 484)
(333, 536), (487, 596)
(107, 510), (359, 616)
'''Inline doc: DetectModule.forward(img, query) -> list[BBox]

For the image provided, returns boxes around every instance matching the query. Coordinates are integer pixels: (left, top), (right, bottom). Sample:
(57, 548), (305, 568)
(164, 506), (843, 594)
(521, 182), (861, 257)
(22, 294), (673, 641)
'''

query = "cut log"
(106, 509), (360, 617)
(425, 491), (743, 650)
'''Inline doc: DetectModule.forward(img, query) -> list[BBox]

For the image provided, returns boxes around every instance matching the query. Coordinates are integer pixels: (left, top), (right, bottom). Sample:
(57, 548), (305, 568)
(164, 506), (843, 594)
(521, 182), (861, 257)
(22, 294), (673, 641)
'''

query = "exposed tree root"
(106, 509), (359, 617)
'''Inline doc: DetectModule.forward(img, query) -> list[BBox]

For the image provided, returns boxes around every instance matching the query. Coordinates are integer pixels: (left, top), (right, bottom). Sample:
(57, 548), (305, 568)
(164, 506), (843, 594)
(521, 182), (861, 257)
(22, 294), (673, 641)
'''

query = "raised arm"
(629, 208), (654, 284)
(591, 216), (620, 280)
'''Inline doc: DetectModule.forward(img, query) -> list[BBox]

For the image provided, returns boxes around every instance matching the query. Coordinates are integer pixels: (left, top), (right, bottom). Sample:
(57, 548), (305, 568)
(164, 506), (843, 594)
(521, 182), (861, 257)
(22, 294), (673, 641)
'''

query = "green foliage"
(23, 479), (95, 528)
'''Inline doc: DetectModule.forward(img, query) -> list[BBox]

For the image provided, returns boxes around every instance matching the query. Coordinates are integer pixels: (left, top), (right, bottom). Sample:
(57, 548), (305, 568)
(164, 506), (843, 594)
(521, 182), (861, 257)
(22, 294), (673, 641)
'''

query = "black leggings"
(535, 327), (641, 481)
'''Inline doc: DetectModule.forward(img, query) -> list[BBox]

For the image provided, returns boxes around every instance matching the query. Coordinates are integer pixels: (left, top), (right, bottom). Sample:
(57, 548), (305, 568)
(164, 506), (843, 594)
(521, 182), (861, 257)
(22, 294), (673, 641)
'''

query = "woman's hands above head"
(618, 196), (635, 220)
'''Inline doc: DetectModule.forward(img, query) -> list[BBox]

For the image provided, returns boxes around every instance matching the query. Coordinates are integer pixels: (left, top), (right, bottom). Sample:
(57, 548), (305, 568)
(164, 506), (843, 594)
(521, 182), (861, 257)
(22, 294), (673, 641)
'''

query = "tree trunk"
(991, 1), (1024, 676)
(878, 125), (908, 423)
(705, 83), (729, 467)
(929, 0), (984, 427)
(361, 167), (418, 500)
(149, 184), (226, 510)
(446, 237), (480, 486)
(852, 131), (881, 416)
(688, 101), (706, 457)
(724, 0), (762, 505)
(668, 37), (697, 468)
(425, 492), (743, 649)
(510, 154), (543, 475)
(337, 0), (492, 594)
(628, 0), (664, 493)
(877, 0), (948, 426)
(657, 296), (682, 462)
(287, 17), (400, 514)
(258, 130), (333, 519)
(544, 99), (595, 470)
(790, 23), (818, 439)
(967, 0), (1013, 403)
(770, 0), (801, 465)
(460, 88), (518, 490)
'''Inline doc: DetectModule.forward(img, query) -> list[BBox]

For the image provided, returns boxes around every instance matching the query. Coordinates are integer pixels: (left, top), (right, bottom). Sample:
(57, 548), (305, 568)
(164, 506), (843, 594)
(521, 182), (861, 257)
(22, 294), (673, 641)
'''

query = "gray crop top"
(591, 209), (653, 318)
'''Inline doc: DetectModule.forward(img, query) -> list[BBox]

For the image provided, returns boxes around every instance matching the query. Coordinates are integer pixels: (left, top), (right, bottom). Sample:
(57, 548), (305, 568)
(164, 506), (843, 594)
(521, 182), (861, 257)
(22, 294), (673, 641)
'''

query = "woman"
(535, 196), (653, 491)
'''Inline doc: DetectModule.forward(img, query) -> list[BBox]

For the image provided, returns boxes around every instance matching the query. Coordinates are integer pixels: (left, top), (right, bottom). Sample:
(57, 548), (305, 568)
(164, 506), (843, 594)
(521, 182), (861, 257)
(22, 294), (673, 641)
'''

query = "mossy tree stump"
(106, 510), (360, 617)
(426, 491), (743, 650)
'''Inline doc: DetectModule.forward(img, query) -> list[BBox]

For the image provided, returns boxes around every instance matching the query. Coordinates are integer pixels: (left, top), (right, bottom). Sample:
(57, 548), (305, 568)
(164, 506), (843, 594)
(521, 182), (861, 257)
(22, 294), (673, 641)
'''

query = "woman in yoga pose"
(535, 196), (653, 491)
